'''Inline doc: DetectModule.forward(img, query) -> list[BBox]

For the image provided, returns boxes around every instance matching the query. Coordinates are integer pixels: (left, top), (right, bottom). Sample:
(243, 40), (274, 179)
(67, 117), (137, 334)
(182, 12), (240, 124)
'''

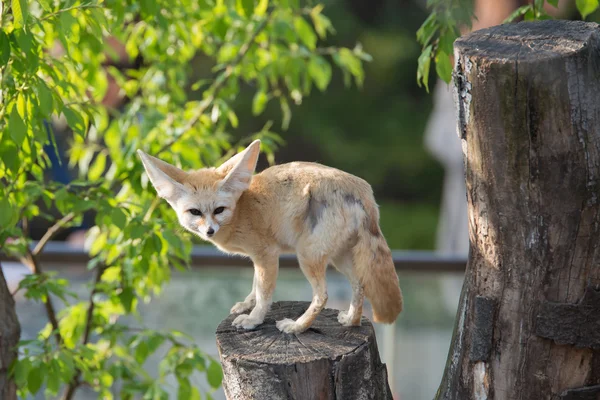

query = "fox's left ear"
(217, 139), (261, 194)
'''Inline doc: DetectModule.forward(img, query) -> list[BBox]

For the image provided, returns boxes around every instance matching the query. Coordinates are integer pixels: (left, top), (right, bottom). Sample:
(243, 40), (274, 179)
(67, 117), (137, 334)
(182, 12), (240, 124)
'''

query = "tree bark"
(436, 20), (600, 400)
(0, 263), (21, 400)
(216, 301), (392, 400)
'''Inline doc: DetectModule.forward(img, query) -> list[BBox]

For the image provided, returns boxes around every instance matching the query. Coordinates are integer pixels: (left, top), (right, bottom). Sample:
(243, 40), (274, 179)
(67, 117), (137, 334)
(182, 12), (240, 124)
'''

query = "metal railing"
(1, 241), (466, 396)
(1, 240), (468, 272)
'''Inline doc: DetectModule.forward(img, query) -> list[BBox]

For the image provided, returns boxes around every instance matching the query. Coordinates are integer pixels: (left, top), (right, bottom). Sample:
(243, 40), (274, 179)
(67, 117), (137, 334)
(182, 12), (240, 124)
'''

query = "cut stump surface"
(216, 301), (392, 400)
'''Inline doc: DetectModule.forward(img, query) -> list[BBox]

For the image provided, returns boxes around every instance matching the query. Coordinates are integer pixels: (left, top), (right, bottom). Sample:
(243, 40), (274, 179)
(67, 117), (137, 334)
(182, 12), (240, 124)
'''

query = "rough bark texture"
(436, 20), (600, 400)
(216, 301), (392, 400)
(0, 265), (20, 400)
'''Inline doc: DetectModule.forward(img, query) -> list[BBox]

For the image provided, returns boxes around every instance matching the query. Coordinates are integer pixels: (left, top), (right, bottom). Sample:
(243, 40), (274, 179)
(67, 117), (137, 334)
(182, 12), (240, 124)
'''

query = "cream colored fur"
(137, 140), (403, 333)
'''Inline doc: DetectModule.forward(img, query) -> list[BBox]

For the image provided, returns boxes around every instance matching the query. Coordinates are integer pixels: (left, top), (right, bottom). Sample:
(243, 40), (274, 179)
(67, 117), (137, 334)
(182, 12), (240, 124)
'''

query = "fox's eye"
(214, 207), (225, 215)
(189, 209), (202, 216)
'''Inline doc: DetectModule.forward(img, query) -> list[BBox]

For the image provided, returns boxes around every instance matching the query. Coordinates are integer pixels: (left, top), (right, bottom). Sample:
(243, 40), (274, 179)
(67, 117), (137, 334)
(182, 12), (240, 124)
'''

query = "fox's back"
(241, 161), (380, 253)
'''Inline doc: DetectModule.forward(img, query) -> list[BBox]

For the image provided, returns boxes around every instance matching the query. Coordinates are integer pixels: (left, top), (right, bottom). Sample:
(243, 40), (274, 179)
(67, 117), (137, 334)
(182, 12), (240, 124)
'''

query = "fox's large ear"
(137, 150), (187, 201)
(217, 139), (261, 193)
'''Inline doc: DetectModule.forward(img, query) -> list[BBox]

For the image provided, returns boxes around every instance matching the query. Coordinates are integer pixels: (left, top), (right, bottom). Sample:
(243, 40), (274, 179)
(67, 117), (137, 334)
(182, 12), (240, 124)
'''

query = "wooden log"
(435, 20), (600, 400)
(216, 301), (393, 400)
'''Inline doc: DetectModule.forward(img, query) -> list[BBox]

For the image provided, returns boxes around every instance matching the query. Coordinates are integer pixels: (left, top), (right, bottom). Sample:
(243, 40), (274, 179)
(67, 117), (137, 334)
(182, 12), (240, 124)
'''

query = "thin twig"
(156, 8), (276, 155)
(61, 263), (106, 400)
(33, 212), (75, 256)
(37, 3), (102, 22)
(22, 247), (63, 345)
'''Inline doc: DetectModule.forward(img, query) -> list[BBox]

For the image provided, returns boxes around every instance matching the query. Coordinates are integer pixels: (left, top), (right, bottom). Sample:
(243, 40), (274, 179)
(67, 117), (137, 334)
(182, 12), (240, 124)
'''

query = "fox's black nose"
(207, 227), (215, 236)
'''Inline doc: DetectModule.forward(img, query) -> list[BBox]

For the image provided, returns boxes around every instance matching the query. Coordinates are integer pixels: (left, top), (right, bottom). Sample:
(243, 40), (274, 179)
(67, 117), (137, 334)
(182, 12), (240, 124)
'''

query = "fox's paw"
(337, 310), (361, 327)
(276, 318), (306, 334)
(230, 301), (254, 314)
(232, 314), (262, 330)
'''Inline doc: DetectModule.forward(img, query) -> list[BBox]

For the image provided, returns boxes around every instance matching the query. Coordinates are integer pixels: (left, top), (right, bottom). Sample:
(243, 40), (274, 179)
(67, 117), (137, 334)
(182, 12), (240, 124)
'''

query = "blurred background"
(5, 0), (596, 398)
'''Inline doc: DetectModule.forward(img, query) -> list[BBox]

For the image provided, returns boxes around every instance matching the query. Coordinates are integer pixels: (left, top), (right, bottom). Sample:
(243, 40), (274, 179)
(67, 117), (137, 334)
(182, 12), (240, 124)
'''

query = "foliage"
(0, 0), (368, 398)
(416, 0), (600, 91)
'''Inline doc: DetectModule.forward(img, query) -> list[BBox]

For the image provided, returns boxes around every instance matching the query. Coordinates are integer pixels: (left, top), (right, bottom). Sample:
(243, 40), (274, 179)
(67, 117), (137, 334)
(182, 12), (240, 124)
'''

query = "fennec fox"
(137, 140), (403, 334)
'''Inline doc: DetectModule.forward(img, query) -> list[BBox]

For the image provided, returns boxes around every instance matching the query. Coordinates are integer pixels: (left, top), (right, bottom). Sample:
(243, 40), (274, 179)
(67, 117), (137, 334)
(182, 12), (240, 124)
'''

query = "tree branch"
(156, 8), (276, 155)
(61, 263), (106, 400)
(33, 212), (75, 256)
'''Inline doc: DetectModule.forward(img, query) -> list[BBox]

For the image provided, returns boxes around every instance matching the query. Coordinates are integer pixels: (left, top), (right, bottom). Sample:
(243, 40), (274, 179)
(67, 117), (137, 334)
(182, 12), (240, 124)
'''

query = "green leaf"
(0, 31), (11, 68)
(206, 360), (223, 389)
(416, 13), (438, 47)
(577, 0), (599, 18)
(294, 17), (317, 50)
(111, 208), (127, 230)
(119, 287), (135, 312)
(9, 107), (27, 146)
(280, 97), (291, 130)
(309, 7), (333, 38)
(135, 341), (149, 364)
(63, 107), (86, 136)
(438, 30), (456, 56)
(435, 50), (452, 84)
(308, 56), (332, 91)
(334, 48), (364, 87)
(252, 91), (269, 115)
(417, 44), (433, 92)
(227, 109), (238, 128)
(12, 0), (28, 29)
(28, 364), (45, 395)
(547, 0), (559, 5)
(177, 378), (192, 400)
(13, 358), (31, 387)
(37, 81), (54, 117)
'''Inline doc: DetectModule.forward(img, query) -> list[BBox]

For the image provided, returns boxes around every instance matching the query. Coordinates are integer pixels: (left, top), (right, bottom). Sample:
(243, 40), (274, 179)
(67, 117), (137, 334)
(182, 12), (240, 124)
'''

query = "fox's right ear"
(137, 150), (187, 201)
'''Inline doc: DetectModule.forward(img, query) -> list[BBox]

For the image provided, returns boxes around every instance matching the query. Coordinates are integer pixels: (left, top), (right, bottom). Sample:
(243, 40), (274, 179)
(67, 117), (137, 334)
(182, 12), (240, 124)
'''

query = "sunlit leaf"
(235, 0), (254, 17)
(294, 17), (317, 50)
(308, 56), (332, 91)
(88, 152), (107, 181)
(577, 0), (599, 18)
(12, 0), (28, 29)
(252, 91), (269, 115)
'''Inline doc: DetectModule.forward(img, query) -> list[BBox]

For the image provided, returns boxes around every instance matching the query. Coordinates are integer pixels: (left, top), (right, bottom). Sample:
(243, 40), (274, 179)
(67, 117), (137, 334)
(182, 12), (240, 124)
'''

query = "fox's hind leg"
(276, 254), (328, 334)
(230, 269), (257, 314)
(332, 253), (364, 326)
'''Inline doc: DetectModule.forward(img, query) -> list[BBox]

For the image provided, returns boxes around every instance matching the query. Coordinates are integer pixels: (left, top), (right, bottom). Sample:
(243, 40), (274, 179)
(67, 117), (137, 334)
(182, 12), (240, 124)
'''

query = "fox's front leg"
(230, 269), (257, 314)
(276, 254), (328, 334)
(232, 252), (278, 330)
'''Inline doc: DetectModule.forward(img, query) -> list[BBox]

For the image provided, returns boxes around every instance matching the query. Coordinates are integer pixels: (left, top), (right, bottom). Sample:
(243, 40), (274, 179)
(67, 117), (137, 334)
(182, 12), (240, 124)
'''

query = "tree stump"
(436, 20), (600, 399)
(216, 301), (393, 400)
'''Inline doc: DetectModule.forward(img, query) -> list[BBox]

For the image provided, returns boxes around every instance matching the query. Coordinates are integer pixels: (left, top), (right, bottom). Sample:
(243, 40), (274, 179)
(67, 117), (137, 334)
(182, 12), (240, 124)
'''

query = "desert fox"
(137, 140), (403, 333)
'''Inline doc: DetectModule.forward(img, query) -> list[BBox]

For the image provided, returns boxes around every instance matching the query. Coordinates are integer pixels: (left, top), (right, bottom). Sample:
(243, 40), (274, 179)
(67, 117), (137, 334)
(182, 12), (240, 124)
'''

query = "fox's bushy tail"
(353, 202), (403, 323)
